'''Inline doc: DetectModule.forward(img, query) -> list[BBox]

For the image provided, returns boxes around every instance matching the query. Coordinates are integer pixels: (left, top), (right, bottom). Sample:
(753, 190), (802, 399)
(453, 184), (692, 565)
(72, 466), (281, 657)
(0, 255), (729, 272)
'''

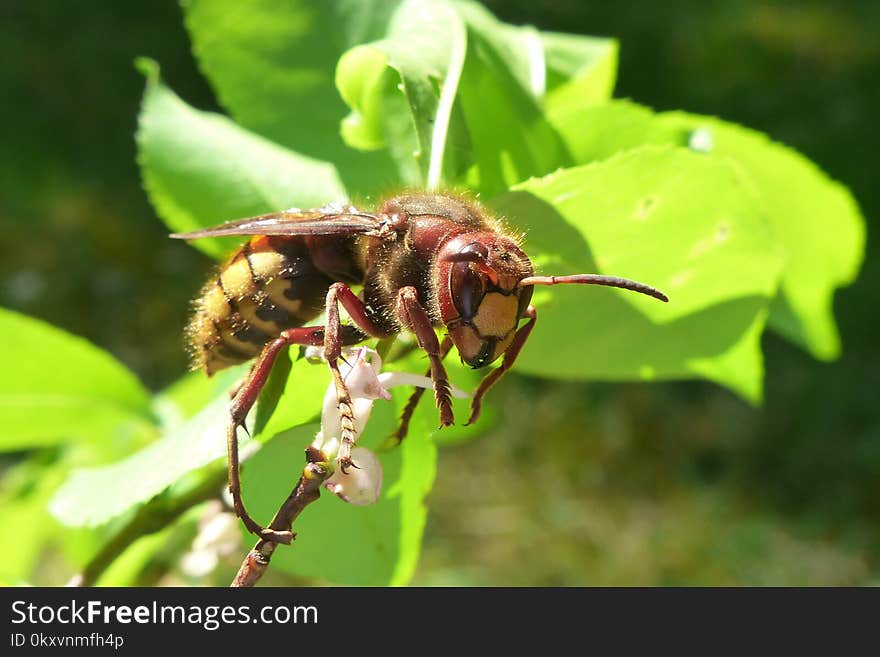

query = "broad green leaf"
(0, 463), (68, 582)
(49, 352), (328, 528)
(0, 308), (153, 451)
(182, 0), (614, 195)
(0, 458), (106, 584)
(50, 394), (234, 527)
(388, 396), (437, 585)
(492, 146), (785, 402)
(151, 369), (240, 431)
(251, 351), (328, 441)
(462, 4), (616, 108)
(182, 0), (399, 194)
(548, 100), (865, 360)
(336, 0), (613, 194)
(336, 0), (467, 186)
(136, 59), (347, 260)
(336, 46), (392, 152)
(455, 5), (570, 196)
(658, 111), (864, 360)
(452, 2), (613, 106)
(251, 348), (294, 440)
(547, 98), (664, 161)
(540, 31), (618, 110)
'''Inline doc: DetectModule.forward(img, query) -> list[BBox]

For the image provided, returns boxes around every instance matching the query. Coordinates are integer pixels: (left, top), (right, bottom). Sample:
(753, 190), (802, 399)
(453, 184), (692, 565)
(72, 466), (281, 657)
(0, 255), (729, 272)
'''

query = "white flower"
(307, 346), (468, 505)
(323, 446), (383, 505)
(179, 501), (243, 578)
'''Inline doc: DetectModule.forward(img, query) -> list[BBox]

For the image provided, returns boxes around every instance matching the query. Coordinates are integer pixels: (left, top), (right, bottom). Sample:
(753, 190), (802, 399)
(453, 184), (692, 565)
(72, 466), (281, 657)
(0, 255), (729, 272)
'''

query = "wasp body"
(190, 232), (364, 376)
(173, 192), (667, 542)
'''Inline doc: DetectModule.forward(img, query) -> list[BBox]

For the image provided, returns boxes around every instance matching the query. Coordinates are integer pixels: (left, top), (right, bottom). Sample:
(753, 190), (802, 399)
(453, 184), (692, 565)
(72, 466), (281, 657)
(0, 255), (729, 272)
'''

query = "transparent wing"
(169, 208), (386, 240)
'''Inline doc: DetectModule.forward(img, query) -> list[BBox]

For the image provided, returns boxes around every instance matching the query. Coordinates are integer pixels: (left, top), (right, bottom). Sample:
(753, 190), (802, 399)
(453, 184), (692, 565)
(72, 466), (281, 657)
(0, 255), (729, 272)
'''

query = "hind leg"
(227, 325), (368, 542)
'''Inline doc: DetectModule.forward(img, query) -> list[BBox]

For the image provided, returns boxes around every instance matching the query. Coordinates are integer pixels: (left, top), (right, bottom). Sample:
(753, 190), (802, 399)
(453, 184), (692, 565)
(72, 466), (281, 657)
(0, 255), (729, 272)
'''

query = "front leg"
(467, 305), (537, 424)
(323, 283), (391, 472)
(395, 286), (455, 427)
(390, 335), (453, 445)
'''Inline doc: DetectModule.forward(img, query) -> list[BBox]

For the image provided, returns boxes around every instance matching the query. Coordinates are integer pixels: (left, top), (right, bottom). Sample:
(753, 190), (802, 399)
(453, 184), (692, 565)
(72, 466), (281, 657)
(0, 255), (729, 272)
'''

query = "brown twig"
(231, 448), (329, 587)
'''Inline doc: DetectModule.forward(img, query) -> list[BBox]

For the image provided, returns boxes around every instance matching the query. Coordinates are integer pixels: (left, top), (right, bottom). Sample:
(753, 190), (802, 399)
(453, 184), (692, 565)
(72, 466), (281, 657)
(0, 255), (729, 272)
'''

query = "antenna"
(517, 274), (668, 303)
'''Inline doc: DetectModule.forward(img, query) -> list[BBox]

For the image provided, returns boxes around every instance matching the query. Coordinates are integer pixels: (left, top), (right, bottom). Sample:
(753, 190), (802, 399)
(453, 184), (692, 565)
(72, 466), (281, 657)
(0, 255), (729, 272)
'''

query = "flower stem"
(231, 449), (329, 588)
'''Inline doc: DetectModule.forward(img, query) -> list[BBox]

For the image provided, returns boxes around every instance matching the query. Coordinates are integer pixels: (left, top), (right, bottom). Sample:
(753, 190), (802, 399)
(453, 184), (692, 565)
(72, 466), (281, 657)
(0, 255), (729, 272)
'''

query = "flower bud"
(323, 446), (383, 505)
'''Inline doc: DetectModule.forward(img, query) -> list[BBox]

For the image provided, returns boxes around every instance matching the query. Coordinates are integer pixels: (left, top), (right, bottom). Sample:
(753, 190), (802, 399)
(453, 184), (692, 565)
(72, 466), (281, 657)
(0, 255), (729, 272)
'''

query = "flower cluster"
(308, 347), (467, 505)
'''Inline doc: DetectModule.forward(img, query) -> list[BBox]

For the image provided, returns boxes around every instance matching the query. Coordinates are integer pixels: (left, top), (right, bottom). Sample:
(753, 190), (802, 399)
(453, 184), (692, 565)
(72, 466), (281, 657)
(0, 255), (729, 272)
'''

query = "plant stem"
(231, 452), (329, 588)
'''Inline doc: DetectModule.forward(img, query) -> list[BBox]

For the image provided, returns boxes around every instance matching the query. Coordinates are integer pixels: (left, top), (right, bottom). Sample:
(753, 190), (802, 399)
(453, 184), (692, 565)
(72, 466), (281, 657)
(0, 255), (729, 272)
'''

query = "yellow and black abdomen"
(188, 235), (337, 375)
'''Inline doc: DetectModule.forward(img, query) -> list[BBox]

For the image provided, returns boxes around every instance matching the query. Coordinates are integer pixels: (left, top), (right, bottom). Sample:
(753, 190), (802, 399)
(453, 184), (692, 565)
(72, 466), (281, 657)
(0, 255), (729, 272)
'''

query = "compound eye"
(459, 242), (489, 261)
(450, 261), (484, 322)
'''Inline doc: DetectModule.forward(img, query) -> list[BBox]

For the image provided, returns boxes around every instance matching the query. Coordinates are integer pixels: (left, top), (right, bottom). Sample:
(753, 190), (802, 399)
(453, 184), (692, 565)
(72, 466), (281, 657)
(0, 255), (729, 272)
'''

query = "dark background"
(1, 1), (877, 584)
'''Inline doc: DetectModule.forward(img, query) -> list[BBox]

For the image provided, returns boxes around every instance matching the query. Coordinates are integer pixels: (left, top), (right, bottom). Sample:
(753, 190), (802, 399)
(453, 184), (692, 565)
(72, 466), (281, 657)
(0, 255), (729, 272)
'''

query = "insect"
(172, 192), (668, 542)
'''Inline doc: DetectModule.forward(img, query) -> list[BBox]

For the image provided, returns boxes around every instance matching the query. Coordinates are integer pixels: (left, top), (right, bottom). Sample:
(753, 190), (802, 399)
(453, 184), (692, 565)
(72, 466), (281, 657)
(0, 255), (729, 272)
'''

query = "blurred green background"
(1, 0), (877, 584)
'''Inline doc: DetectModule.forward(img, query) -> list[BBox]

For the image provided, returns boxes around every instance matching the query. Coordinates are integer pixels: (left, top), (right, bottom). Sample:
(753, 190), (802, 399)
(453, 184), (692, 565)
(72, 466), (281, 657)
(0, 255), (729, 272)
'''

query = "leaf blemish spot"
(688, 127), (714, 153)
(634, 195), (658, 220)
(670, 270), (693, 288)
(554, 191), (575, 204)
(690, 220), (731, 258)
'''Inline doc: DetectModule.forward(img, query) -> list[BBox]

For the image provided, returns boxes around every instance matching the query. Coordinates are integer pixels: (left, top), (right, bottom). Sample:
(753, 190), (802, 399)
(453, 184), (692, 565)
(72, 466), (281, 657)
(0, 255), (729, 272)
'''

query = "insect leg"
(467, 305), (537, 425)
(227, 325), (362, 543)
(323, 283), (391, 473)
(390, 335), (453, 444)
(396, 286), (455, 428)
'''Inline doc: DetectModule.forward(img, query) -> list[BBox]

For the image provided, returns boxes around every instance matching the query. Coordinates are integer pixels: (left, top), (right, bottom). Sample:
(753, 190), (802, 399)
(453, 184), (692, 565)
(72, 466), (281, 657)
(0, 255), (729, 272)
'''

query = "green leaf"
(492, 146), (785, 402)
(388, 397), (437, 585)
(455, 6), (569, 196)
(540, 31), (618, 110)
(182, 0), (614, 195)
(335, 1), (614, 194)
(547, 98), (664, 161)
(0, 462), (68, 583)
(336, 0), (467, 187)
(251, 348), (294, 439)
(135, 59), (347, 260)
(49, 352), (330, 528)
(0, 308), (153, 451)
(182, 0), (399, 194)
(50, 393), (234, 527)
(336, 45), (393, 152)
(658, 111), (865, 360)
(251, 351), (328, 441)
(151, 369), (239, 431)
(548, 100), (866, 360)
(0, 456), (108, 584)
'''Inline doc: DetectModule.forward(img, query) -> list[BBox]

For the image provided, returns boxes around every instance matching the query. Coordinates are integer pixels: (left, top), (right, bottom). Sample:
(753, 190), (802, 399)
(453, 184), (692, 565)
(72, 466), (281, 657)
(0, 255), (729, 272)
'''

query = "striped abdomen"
(188, 235), (352, 375)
